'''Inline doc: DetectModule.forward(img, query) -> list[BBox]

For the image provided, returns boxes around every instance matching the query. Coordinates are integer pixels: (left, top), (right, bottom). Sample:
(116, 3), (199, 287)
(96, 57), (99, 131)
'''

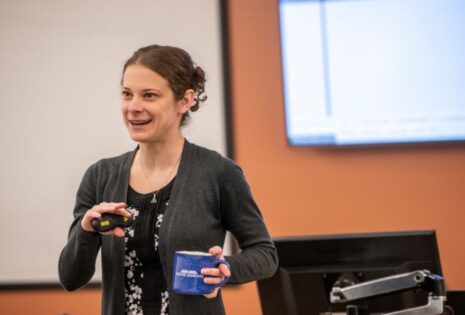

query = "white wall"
(0, 0), (226, 284)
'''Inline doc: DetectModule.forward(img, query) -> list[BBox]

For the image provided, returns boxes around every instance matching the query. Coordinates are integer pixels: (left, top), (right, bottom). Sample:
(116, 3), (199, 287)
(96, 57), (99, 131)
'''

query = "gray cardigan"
(58, 140), (278, 315)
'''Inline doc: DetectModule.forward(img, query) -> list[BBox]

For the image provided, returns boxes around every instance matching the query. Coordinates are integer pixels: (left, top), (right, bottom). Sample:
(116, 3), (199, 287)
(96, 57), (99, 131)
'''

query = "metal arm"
(330, 270), (446, 315)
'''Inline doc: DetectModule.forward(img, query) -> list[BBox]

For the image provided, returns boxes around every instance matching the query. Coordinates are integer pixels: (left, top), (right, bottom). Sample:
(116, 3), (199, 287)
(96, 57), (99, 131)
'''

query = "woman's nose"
(128, 97), (143, 112)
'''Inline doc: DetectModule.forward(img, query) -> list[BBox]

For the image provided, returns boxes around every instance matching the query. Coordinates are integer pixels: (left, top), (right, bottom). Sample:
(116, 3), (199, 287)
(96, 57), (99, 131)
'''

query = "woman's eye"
(144, 93), (157, 99)
(122, 91), (132, 98)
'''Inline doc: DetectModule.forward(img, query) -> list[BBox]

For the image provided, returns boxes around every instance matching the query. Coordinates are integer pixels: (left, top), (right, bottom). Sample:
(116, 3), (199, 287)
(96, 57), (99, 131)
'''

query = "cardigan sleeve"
(58, 163), (102, 291)
(220, 161), (278, 284)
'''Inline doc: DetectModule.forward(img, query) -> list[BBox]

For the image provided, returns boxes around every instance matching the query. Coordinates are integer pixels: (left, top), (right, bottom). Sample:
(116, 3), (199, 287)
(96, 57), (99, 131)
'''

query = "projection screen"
(0, 0), (227, 284)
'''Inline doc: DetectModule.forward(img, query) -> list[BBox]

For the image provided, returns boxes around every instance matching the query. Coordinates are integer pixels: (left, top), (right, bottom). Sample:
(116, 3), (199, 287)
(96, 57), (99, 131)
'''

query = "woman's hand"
(80, 202), (130, 237)
(201, 246), (231, 299)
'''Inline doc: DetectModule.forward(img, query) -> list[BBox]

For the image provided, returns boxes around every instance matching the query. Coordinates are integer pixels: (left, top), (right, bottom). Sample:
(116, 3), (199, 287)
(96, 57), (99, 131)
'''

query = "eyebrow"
(122, 87), (161, 93)
(142, 89), (161, 93)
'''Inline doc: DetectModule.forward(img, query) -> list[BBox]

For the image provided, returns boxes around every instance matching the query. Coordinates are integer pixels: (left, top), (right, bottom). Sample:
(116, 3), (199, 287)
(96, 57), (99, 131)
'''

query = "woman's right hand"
(80, 202), (130, 237)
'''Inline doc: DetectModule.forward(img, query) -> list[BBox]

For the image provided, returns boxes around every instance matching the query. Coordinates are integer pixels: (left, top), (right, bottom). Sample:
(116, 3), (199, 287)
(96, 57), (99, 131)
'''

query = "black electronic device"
(91, 212), (135, 233)
(446, 291), (465, 314)
(257, 230), (443, 315)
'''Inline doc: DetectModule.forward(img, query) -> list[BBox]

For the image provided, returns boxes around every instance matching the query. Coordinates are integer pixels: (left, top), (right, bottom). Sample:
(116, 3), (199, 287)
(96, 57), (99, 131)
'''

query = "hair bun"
(191, 65), (207, 112)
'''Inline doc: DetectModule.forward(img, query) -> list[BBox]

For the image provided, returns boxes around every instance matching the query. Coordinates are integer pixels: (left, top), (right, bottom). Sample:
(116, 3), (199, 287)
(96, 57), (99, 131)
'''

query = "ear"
(177, 89), (195, 114)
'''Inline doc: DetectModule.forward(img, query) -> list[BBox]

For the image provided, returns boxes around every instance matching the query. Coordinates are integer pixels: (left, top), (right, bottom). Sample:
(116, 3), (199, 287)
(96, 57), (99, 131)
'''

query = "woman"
(59, 44), (278, 315)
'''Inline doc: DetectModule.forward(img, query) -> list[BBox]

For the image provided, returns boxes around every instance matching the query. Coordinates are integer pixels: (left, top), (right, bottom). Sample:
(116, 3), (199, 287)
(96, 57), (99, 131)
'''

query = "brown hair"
(122, 44), (207, 126)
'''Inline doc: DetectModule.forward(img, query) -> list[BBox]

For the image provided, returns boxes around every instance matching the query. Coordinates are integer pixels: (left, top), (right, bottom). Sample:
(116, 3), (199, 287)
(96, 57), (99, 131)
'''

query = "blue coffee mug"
(172, 251), (230, 295)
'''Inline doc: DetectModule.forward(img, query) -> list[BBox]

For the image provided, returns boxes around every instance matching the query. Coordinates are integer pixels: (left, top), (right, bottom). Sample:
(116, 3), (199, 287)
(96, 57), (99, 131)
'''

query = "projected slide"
(279, 0), (465, 145)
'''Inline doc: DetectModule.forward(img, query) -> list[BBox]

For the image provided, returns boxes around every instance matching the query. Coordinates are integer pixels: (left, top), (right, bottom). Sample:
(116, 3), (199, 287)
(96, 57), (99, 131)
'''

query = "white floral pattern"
(154, 214), (163, 251)
(160, 290), (169, 315)
(124, 207), (144, 315)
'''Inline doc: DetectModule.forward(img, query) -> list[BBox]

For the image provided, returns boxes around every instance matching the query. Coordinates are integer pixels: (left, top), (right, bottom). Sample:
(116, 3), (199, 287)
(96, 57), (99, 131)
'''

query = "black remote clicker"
(91, 211), (135, 233)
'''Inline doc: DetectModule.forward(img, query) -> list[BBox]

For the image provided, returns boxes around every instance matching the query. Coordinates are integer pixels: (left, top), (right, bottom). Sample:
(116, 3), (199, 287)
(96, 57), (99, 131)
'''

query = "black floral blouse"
(124, 178), (175, 315)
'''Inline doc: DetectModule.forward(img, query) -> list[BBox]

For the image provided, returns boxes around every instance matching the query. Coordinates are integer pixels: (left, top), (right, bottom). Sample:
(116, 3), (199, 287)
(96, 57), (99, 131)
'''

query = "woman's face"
(121, 64), (191, 144)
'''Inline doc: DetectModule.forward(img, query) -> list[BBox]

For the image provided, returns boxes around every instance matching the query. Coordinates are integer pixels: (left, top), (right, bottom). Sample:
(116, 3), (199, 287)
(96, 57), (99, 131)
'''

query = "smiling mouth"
(129, 119), (152, 126)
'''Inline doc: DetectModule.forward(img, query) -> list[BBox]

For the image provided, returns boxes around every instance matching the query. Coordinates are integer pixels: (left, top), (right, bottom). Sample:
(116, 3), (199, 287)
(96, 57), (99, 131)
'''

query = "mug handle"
(214, 259), (231, 287)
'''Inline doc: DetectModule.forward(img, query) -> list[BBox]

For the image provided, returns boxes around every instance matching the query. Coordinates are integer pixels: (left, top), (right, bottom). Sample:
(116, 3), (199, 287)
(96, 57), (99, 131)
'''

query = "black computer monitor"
(257, 230), (442, 315)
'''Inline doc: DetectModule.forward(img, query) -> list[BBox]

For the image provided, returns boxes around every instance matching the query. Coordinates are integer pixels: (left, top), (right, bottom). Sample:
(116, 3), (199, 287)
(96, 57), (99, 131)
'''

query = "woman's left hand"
(201, 246), (231, 299)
